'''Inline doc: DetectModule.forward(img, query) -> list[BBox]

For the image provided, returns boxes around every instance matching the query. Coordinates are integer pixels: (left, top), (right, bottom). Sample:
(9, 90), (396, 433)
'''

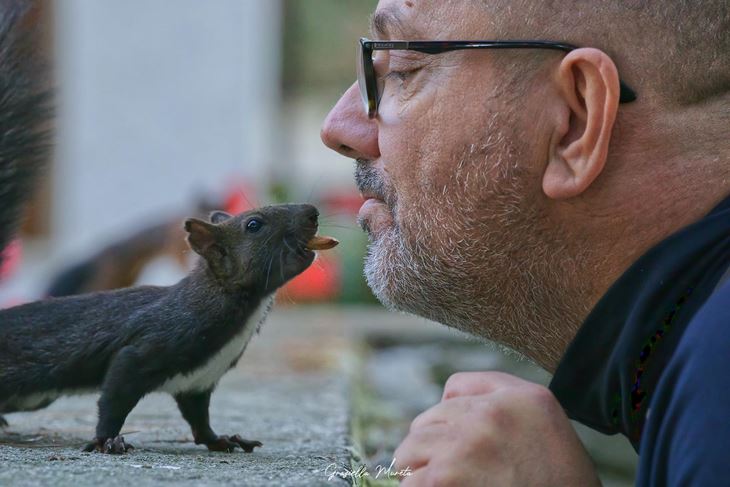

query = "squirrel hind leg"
(206, 435), (262, 453)
(174, 390), (263, 453)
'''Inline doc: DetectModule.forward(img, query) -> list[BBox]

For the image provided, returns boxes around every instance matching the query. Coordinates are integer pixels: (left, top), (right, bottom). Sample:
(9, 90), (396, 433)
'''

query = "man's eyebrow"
(369, 8), (406, 39)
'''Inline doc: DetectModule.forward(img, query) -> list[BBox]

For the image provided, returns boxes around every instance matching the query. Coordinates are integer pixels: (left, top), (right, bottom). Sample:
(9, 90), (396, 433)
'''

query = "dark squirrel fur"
(1, 204), (321, 453)
(46, 218), (192, 297)
(0, 0), (53, 259)
(0, 0), (53, 429)
(45, 197), (223, 298)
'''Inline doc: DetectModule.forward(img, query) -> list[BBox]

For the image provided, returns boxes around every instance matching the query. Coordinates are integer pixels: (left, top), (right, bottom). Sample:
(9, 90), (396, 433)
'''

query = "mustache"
(354, 159), (394, 207)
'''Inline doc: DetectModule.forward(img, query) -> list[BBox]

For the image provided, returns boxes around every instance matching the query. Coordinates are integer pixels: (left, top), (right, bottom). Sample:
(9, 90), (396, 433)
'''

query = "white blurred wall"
(52, 0), (282, 255)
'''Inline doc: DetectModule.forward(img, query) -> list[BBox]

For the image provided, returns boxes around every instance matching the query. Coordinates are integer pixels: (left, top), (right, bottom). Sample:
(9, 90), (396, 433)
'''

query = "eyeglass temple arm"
(403, 42), (637, 103)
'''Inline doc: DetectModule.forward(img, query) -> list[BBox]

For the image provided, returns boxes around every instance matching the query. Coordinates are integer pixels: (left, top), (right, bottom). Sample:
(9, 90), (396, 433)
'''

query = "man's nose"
(320, 82), (380, 160)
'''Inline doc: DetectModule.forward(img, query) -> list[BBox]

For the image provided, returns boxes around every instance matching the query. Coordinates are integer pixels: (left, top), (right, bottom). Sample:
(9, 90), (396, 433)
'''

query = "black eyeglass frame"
(358, 37), (637, 119)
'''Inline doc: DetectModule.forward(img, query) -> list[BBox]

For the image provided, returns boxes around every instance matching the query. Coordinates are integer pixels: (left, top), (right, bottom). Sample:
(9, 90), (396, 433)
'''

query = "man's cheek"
(399, 154), (449, 211)
(380, 135), (428, 213)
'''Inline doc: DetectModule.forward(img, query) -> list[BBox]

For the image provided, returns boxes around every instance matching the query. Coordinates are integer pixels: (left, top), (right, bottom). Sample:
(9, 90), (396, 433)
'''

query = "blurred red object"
(224, 181), (258, 215)
(0, 239), (22, 281)
(279, 252), (341, 303)
(320, 191), (364, 216)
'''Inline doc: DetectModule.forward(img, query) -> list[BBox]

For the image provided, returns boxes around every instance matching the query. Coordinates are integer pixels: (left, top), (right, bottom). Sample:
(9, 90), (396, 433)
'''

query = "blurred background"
(0, 2), (638, 485)
(0, 0), (379, 305)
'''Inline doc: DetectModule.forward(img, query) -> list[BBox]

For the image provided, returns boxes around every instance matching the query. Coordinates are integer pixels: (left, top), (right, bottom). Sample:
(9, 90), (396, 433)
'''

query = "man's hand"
(394, 372), (601, 486)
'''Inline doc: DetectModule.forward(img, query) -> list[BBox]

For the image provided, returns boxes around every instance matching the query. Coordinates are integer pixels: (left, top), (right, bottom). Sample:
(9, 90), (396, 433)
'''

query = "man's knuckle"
(442, 372), (470, 397)
(524, 384), (559, 408)
(409, 411), (428, 432)
(392, 445), (408, 465)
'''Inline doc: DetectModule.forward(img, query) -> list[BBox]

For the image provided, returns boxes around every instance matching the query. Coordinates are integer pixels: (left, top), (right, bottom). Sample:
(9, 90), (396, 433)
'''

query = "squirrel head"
(184, 204), (320, 294)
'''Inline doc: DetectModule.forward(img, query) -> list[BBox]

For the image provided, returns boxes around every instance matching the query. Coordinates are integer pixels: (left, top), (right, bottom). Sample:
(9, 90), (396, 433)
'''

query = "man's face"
(322, 0), (585, 364)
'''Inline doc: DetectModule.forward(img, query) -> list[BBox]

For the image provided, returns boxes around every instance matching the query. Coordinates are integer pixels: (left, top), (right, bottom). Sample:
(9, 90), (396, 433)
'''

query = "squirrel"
(44, 195), (226, 297)
(46, 213), (205, 298)
(0, 204), (339, 454)
(0, 0), (53, 259)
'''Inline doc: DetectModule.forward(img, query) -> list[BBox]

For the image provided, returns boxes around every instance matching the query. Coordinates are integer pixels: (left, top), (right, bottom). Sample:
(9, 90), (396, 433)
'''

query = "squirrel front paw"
(205, 434), (262, 453)
(83, 435), (134, 454)
(0, 415), (7, 428)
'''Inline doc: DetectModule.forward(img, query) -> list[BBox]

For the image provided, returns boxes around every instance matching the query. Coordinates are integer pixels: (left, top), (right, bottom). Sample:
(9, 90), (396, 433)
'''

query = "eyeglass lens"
(356, 43), (370, 115)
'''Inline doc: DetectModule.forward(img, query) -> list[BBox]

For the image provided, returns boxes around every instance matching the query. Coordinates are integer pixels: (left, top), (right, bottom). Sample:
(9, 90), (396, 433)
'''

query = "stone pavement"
(0, 305), (638, 486)
(0, 305), (355, 487)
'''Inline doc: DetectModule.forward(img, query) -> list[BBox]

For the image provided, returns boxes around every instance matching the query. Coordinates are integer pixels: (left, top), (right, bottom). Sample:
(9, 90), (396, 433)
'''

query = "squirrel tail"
(0, 1), (54, 267)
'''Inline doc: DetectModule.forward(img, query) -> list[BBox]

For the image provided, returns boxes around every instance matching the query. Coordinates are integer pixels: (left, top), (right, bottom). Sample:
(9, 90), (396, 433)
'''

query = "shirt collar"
(549, 195), (730, 448)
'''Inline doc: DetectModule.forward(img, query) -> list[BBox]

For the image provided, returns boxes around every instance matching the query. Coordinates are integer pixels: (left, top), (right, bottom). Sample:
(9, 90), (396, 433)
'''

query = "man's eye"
(246, 219), (264, 233)
(382, 70), (413, 84)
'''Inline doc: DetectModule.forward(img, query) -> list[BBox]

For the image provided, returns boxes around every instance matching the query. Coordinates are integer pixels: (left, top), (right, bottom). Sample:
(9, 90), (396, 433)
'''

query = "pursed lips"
(359, 191), (385, 202)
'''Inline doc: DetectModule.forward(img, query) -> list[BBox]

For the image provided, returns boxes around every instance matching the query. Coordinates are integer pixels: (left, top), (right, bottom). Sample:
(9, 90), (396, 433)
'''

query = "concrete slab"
(0, 306), (354, 487)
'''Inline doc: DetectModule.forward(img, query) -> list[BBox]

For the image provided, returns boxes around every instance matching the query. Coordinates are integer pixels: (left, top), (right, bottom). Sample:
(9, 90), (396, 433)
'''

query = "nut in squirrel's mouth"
(305, 235), (339, 251)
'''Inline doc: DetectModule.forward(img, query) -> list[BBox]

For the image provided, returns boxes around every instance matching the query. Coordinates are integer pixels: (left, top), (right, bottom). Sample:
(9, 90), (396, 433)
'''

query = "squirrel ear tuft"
(184, 218), (218, 256)
(209, 210), (233, 224)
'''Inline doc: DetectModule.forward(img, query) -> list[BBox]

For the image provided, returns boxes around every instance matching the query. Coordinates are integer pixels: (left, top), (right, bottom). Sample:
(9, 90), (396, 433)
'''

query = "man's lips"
(357, 192), (392, 234)
(359, 191), (385, 202)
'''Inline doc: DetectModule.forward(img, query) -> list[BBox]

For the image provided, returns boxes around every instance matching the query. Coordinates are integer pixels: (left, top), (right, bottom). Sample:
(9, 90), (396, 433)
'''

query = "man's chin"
(363, 238), (400, 310)
(363, 238), (429, 317)
(363, 235), (479, 333)
(364, 259), (451, 326)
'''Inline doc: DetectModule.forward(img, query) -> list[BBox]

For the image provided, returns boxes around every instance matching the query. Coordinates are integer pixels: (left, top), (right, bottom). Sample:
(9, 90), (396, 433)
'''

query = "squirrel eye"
(246, 218), (264, 233)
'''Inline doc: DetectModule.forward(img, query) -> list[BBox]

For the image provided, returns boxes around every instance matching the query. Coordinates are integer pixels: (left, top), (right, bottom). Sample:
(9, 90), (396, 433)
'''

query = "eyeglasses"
(357, 37), (637, 119)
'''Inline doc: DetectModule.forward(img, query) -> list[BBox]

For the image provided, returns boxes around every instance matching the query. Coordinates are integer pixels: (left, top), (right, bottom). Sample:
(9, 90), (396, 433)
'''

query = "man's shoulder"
(677, 276), (730, 357)
(661, 275), (730, 404)
(637, 277), (730, 485)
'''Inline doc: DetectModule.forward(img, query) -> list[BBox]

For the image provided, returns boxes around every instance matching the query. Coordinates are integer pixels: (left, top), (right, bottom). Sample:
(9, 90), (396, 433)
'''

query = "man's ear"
(209, 210), (232, 224)
(543, 48), (621, 200)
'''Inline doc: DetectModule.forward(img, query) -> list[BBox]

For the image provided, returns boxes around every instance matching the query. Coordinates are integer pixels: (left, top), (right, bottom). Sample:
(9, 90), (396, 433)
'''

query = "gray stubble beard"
(361, 133), (591, 369)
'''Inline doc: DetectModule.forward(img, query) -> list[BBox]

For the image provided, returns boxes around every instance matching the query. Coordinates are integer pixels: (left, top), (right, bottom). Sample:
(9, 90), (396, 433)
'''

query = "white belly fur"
(4, 388), (93, 412)
(2, 297), (274, 412)
(157, 294), (274, 395)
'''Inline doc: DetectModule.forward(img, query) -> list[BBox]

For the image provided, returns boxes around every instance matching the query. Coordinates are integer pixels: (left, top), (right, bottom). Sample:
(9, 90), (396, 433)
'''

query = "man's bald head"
(484, 0), (729, 106)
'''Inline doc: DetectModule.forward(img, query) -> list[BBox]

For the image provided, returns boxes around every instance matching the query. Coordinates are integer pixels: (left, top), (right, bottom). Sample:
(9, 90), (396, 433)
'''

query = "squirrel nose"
(297, 204), (319, 227)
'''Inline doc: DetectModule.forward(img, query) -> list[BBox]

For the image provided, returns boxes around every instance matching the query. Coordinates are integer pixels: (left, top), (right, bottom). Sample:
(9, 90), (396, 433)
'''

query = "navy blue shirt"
(549, 196), (730, 486)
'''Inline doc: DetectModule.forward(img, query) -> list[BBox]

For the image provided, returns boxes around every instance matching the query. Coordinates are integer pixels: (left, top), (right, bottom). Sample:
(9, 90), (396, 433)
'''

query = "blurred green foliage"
(279, 1), (380, 305)
(282, 0), (379, 98)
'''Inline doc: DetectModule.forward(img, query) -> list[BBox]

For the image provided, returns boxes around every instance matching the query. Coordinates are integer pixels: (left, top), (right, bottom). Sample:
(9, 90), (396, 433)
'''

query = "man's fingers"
(441, 371), (529, 400)
(394, 422), (451, 473)
(409, 410), (448, 433)
(399, 466), (434, 487)
(410, 394), (500, 433)
(400, 462), (461, 487)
